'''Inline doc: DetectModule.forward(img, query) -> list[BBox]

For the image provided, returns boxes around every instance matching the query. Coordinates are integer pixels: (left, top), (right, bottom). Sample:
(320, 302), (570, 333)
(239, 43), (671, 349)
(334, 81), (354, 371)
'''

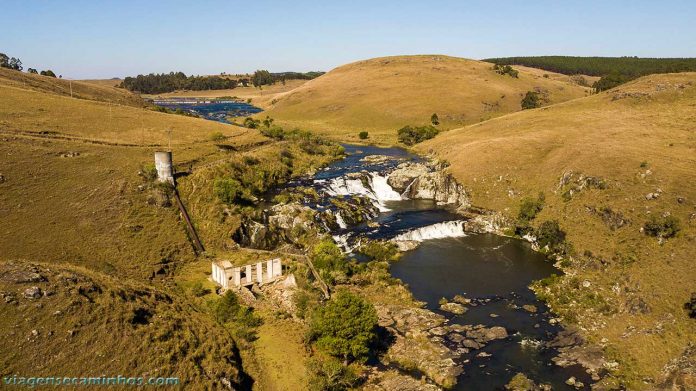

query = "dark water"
(394, 236), (590, 389)
(153, 99), (262, 123)
(299, 145), (592, 389)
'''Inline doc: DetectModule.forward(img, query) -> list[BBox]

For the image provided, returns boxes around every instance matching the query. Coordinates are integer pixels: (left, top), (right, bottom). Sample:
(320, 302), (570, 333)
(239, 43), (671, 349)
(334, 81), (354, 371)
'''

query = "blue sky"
(1, 0), (694, 78)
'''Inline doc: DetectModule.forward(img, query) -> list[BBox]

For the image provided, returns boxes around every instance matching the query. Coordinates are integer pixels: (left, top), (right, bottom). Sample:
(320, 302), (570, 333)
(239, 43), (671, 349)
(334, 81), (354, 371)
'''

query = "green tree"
(536, 220), (566, 250)
(310, 291), (378, 363)
(252, 70), (274, 87)
(243, 117), (260, 129)
(430, 113), (440, 125)
(214, 177), (247, 204)
(40, 70), (57, 78)
(27, 68), (38, 74)
(518, 192), (545, 223)
(358, 131), (368, 140)
(0, 53), (23, 71)
(397, 125), (439, 146)
(307, 357), (359, 391)
(312, 240), (346, 271)
(521, 91), (541, 110)
(262, 116), (274, 128)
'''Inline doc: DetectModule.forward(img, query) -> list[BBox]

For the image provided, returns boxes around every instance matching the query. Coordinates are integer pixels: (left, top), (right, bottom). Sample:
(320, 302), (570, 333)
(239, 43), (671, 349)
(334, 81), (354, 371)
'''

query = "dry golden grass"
(418, 73), (696, 388)
(0, 70), (332, 389)
(0, 84), (264, 146)
(261, 55), (592, 144)
(0, 259), (248, 389)
(0, 68), (143, 107)
(79, 78), (123, 88)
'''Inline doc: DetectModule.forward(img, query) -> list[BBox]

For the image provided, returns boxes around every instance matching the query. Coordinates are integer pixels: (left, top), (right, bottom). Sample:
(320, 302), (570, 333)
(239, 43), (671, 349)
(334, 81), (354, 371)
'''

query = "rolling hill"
(0, 68), (274, 387)
(417, 72), (696, 388)
(259, 55), (593, 143)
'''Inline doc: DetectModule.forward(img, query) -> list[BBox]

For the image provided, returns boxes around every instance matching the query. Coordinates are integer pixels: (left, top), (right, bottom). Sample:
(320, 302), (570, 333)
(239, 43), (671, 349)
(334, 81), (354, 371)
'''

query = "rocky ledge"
(387, 161), (470, 207)
(373, 304), (508, 389)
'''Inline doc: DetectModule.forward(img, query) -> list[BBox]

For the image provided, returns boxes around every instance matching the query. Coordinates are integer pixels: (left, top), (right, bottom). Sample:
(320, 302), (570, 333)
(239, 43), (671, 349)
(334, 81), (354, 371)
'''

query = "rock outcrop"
(388, 162), (469, 206)
(234, 203), (320, 249)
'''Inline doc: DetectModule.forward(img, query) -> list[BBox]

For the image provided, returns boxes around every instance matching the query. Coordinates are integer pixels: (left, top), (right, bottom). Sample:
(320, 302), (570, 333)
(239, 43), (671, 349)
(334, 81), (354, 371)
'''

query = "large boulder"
(388, 162), (469, 206)
(387, 163), (430, 193)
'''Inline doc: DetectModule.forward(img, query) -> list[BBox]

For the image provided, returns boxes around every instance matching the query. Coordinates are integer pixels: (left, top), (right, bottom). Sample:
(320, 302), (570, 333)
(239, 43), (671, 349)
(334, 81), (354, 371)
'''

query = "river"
(286, 144), (593, 389)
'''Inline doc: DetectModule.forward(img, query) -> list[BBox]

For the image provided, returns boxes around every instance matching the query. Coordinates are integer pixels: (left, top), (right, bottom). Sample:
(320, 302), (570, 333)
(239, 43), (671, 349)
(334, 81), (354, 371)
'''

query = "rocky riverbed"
(233, 144), (607, 389)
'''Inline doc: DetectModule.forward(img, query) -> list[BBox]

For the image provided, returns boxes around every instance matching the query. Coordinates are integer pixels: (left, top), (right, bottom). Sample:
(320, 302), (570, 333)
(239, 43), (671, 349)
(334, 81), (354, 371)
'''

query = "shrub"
(521, 91), (541, 110)
(190, 282), (209, 297)
(262, 116), (274, 128)
(260, 125), (286, 139)
(535, 220), (566, 250)
(214, 177), (247, 204)
(643, 215), (681, 239)
(140, 163), (158, 182)
(430, 113), (440, 125)
(214, 291), (262, 342)
(310, 291), (378, 363)
(40, 70), (56, 78)
(358, 240), (399, 262)
(312, 240), (345, 269)
(307, 357), (359, 391)
(397, 125), (439, 146)
(493, 64), (519, 78)
(209, 132), (225, 142)
(243, 117), (260, 129)
(358, 131), (369, 140)
(518, 192), (545, 222)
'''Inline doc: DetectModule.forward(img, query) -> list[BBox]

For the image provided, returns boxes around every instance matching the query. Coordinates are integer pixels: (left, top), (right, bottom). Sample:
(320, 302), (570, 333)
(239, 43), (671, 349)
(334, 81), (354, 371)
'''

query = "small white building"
(211, 258), (283, 289)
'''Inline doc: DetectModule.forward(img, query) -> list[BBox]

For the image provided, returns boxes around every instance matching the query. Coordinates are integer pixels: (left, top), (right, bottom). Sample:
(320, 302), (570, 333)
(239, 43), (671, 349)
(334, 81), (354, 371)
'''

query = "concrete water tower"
(154, 151), (174, 184)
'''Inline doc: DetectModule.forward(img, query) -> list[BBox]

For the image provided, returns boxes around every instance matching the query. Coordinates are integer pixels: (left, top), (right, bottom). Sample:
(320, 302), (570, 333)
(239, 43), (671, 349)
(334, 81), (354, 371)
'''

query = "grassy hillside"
(261, 55), (592, 143)
(0, 68), (145, 107)
(0, 73), (344, 389)
(0, 72), (289, 387)
(418, 73), (696, 388)
(0, 77), (262, 145)
(0, 260), (250, 389)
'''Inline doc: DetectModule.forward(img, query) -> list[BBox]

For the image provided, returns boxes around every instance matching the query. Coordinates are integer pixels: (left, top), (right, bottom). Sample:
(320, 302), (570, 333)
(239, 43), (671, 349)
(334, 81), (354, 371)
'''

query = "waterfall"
(324, 171), (402, 211)
(401, 177), (417, 199)
(369, 173), (402, 201)
(392, 220), (467, 242)
(333, 233), (359, 253)
(335, 212), (347, 229)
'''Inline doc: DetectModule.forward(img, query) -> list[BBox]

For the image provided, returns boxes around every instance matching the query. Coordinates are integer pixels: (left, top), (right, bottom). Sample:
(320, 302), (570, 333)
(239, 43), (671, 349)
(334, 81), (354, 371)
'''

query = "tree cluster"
(251, 69), (325, 87)
(521, 91), (541, 110)
(492, 63), (519, 78)
(0, 53), (23, 71)
(309, 291), (378, 363)
(397, 125), (439, 146)
(120, 72), (238, 94)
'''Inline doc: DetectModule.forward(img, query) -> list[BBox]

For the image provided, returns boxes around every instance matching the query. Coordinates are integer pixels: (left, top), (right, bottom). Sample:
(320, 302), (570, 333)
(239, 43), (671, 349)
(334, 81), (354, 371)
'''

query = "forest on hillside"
(120, 70), (325, 94)
(120, 72), (238, 94)
(485, 56), (696, 91)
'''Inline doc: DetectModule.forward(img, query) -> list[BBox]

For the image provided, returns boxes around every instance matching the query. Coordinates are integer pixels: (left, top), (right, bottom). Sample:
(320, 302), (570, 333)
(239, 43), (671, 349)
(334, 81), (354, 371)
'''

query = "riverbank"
(229, 144), (612, 389)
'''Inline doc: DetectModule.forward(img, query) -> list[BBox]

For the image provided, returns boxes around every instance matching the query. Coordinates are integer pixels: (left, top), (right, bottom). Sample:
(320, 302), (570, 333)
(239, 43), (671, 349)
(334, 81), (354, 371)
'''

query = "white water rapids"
(323, 172), (402, 211)
(392, 220), (467, 242)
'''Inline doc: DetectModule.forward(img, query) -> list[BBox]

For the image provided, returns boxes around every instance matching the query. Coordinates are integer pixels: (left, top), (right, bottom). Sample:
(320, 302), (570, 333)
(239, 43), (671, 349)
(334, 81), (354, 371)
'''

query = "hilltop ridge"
(418, 72), (696, 388)
(260, 55), (592, 143)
